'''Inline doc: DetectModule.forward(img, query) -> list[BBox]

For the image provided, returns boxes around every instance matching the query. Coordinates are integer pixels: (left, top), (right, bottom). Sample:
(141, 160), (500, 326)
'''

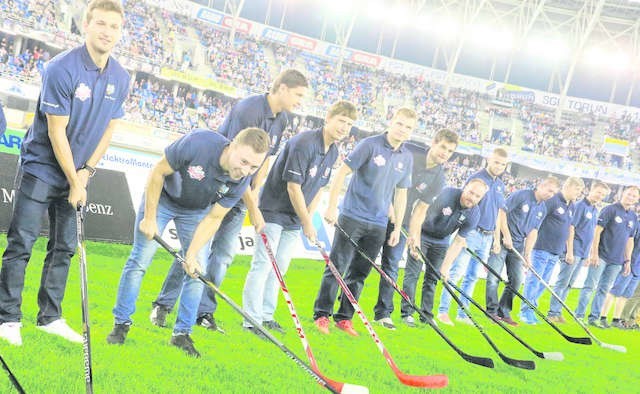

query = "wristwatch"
(80, 163), (96, 177)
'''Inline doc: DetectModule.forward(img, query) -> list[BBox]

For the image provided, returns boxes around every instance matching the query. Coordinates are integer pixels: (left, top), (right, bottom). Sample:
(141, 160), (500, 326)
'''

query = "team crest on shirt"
(615, 216), (623, 223)
(556, 207), (565, 215)
(373, 155), (386, 167)
(537, 212), (543, 218)
(586, 212), (593, 219)
(394, 162), (404, 172)
(75, 83), (91, 102)
(522, 204), (530, 213)
(309, 165), (318, 178)
(442, 206), (453, 216)
(106, 84), (115, 96)
(187, 165), (205, 181)
(629, 221), (634, 228)
(416, 182), (427, 192)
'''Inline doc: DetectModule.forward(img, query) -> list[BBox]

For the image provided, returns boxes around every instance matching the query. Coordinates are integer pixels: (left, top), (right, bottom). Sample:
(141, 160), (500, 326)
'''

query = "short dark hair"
(433, 128), (459, 146)
(271, 69), (308, 94)
(327, 101), (357, 120)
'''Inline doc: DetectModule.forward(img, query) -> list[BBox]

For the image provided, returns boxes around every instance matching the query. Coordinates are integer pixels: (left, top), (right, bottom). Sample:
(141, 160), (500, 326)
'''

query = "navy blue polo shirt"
(422, 187), (481, 246)
(467, 169), (506, 232)
(218, 93), (288, 156)
(163, 129), (249, 210)
(402, 142), (446, 227)
(260, 129), (338, 228)
(341, 133), (412, 228)
(630, 221), (640, 276)
(20, 44), (129, 186)
(597, 203), (637, 265)
(570, 198), (599, 258)
(505, 189), (547, 251)
(534, 192), (574, 255)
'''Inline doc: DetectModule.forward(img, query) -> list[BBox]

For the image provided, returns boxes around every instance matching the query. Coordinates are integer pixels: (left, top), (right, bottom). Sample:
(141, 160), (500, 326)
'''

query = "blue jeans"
(575, 261), (607, 318)
(548, 257), (584, 317)
(242, 223), (298, 327)
(588, 263), (623, 321)
(373, 221), (406, 320)
(313, 215), (386, 321)
(438, 230), (492, 318)
(485, 246), (525, 318)
(0, 171), (76, 325)
(153, 206), (246, 316)
(400, 236), (447, 320)
(521, 249), (560, 317)
(112, 194), (209, 334)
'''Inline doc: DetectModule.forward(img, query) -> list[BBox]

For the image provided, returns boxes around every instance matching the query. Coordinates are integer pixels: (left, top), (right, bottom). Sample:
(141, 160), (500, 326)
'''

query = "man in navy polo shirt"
(547, 181), (610, 323)
(486, 177), (560, 326)
(372, 129), (459, 330)
(437, 148), (511, 326)
(520, 177), (584, 324)
(0, 0), (129, 346)
(150, 69), (308, 332)
(107, 128), (269, 357)
(313, 108), (415, 336)
(241, 101), (356, 335)
(580, 186), (639, 327)
(401, 180), (488, 324)
(599, 216), (640, 329)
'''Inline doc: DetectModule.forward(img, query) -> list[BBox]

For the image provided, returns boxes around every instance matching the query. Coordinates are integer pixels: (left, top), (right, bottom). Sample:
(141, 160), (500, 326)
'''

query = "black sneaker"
(611, 320), (626, 329)
(263, 320), (285, 334)
(106, 323), (130, 345)
(196, 313), (225, 334)
(243, 326), (268, 340)
(170, 334), (201, 358)
(150, 304), (170, 327)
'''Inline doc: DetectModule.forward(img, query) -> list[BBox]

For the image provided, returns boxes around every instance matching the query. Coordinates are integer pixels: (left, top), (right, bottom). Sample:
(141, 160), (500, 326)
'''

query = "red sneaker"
(314, 316), (330, 335)
(335, 320), (359, 337)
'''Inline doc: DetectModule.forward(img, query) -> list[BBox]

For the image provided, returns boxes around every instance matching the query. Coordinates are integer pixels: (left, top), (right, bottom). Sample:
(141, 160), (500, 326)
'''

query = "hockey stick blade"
(541, 352), (564, 361)
(565, 336), (591, 345)
(497, 353), (536, 370)
(599, 342), (627, 353)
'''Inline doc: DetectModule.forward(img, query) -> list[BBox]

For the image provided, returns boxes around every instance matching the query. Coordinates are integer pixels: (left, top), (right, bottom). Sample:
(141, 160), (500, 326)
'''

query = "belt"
(477, 228), (494, 235)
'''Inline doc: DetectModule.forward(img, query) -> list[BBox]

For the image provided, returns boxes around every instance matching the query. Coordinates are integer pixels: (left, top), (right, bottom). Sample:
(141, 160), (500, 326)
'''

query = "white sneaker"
(37, 319), (83, 343)
(374, 317), (396, 330)
(0, 322), (22, 346)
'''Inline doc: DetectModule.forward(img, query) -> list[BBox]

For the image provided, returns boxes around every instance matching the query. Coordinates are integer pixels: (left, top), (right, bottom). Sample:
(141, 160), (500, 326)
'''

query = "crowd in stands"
(2, 0), (640, 172)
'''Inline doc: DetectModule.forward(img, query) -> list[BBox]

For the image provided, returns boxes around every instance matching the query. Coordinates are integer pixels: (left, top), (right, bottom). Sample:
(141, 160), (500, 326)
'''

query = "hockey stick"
(76, 205), (93, 394)
(259, 233), (369, 394)
(466, 248), (595, 347)
(0, 353), (25, 394)
(153, 235), (341, 393)
(332, 224), (494, 369)
(364, 226), (534, 369)
(510, 249), (626, 352)
(314, 241), (449, 388)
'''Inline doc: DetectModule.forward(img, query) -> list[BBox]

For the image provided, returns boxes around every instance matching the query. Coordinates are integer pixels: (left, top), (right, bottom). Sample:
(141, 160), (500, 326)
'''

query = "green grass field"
(0, 235), (638, 394)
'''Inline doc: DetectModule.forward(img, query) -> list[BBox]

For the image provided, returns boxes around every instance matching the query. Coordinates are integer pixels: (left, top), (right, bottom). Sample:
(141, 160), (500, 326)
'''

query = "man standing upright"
(580, 186), (639, 328)
(313, 108), (416, 336)
(520, 177), (584, 324)
(241, 101), (356, 335)
(373, 129), (459, 329)
(437, 148), (511, 325)
(485, 177), (560, 326)
(547, 182), (610, 323)
(0, 0), (129, 346)
(150, 69), (308, 332)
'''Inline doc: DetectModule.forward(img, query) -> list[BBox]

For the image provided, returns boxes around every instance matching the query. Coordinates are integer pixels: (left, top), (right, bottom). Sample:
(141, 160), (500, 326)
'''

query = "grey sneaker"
(263, 320), (285, 334)
(402, 316), (416, 328)
(170, 334), (200, 358)
(197, 313), (225, 334)
(150, 305), (170, 327)
(588, 318), (604, 328)
(106, 323), (130, 345)
(611, 320), (626, 329)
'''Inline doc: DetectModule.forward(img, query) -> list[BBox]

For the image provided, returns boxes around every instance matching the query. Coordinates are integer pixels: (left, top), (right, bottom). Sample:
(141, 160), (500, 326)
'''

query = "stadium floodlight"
(526, 35), (569, 63)
(414, 14), (433, 31)
(388, 4), (411, 27)
(584, 46), (607, 68)
(366, 0), (386, 20)
(469, 24), (514, 52)
(607, 51), (631, 72)
(433, 16), (460, 42)
(324, 0), (354, 16)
